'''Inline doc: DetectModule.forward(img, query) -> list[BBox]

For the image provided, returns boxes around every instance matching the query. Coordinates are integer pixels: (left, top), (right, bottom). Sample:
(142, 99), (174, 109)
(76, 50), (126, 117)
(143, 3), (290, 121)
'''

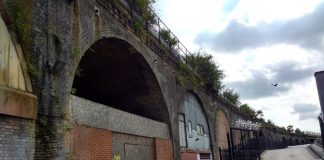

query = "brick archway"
(70, 37), (173, 160)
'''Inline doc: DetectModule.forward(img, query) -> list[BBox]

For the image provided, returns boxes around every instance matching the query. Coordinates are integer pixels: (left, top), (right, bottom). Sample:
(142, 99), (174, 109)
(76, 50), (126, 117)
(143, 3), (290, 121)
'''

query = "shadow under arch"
(295, 138), (299, 145)
(289, 137), (294, 146)
(72, 37), (171, 129)
(282, 137), (288, 147)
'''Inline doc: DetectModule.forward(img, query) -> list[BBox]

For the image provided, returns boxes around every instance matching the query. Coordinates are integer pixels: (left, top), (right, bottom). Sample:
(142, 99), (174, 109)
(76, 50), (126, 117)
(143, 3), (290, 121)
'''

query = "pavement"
(261, 144), (322, 160)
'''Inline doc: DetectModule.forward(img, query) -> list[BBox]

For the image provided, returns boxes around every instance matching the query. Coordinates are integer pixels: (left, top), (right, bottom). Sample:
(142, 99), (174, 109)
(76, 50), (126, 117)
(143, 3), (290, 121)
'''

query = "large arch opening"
(72, 37), (169, 123)
(71, 37), (172, 160)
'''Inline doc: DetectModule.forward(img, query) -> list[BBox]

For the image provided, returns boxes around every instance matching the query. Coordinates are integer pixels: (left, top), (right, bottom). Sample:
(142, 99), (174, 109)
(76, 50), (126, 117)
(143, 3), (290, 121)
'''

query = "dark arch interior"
(295, 139), (299, 144)
(72, 38), (169, 123)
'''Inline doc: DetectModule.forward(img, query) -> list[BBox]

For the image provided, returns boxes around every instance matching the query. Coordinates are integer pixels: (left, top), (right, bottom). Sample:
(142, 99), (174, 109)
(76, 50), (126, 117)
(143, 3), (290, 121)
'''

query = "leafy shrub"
(159, 29), (178, 48)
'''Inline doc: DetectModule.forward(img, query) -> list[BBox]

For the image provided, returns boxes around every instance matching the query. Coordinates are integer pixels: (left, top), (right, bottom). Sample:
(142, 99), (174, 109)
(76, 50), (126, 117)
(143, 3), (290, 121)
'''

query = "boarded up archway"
(71, 37), (173, 160)
(179, 92), (211, 159)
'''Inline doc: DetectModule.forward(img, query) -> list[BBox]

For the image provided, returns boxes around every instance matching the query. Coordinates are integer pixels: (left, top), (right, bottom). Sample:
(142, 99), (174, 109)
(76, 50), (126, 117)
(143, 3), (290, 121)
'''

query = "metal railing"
(96, 0), (192, 68)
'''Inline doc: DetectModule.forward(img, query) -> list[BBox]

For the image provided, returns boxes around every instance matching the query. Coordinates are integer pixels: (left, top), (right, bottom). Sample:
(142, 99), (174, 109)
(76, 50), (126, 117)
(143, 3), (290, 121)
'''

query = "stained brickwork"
(0, 0), (311, 159)
(215, 110), (230, 149)
(0, 115), (35, 160)
(155, 138), (173, 160)
(71, 124), (112, 160)
(181, 151), (197, 160)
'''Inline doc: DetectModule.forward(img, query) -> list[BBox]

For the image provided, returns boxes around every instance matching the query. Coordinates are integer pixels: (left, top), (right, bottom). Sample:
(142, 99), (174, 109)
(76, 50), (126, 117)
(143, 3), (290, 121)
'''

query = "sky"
(154, 0), (324, 132)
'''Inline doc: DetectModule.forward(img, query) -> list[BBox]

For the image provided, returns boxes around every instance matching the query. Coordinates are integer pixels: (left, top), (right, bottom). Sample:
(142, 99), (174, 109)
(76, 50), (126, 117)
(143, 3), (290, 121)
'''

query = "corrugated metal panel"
(0, 15), (28, 92)
(9, 41), (19, 88)
(14, 42), (32, 92)
(0, 16), (9, 85)
(18, 62), (26, 90)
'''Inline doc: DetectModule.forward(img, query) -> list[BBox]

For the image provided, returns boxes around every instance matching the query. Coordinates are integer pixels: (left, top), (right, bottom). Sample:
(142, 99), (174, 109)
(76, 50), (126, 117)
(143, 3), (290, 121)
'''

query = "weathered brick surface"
(155, 138), (173, 160)
(71, 124), (112, 160)
(0, 115), (35, 160)
(181, 152), (197, 160)
(215, 110), (229, 149)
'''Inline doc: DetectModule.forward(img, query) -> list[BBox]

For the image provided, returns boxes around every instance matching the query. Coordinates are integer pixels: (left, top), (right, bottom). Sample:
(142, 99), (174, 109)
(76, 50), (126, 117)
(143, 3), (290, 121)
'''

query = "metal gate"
(219, 128), (261, 160)
(219, 125), (262, 160)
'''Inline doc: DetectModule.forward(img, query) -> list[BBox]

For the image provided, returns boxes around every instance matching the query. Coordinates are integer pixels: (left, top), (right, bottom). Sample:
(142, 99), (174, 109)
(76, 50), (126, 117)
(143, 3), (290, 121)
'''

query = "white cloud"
(230, 0), (323, 24)
(155, 0), (324, 132)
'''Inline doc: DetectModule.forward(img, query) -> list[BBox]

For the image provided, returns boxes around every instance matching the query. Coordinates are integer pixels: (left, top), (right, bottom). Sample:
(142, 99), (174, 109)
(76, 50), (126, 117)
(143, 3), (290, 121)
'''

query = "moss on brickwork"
(11, 0), (32, 47)
(10, 0), (40, 78)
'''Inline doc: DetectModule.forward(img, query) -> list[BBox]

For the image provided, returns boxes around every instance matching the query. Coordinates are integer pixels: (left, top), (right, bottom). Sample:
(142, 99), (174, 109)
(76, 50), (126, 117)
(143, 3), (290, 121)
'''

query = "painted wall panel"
(180, 93), (210, 151)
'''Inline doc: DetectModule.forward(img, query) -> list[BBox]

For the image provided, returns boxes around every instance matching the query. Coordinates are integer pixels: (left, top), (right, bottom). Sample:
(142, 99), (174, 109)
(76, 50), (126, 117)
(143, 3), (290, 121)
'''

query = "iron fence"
(219, 128), (262, 160)
(96, 0), (191, 69)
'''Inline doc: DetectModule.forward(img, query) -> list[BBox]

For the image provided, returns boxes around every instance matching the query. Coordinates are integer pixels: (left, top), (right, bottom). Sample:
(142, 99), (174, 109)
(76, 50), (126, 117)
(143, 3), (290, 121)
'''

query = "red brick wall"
(71, 125), (112, 160)
(181, 152), (197, 160)
(155, 138), (173, 160)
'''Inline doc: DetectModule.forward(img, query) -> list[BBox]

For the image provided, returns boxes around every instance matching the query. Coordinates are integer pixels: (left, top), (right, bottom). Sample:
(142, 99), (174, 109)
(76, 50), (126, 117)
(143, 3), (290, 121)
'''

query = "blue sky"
(155, 0), (324, 132)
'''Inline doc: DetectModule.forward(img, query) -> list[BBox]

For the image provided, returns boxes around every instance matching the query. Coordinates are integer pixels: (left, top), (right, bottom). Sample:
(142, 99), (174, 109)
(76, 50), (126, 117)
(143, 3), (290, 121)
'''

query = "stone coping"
(0, 85), (37, 119)
(71, 95), (169, 139)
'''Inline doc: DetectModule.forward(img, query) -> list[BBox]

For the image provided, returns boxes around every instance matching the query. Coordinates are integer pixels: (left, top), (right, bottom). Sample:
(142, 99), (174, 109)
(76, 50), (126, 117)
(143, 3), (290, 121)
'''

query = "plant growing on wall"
(133, 19), (148, 40)
(134, 0), (156, 23)
(175, 51), (225, 93)
(159, 29), (178, 48)
(183, 52), (225, 90)
(176, 60), (204, 88)
(222, 89), (240, 107)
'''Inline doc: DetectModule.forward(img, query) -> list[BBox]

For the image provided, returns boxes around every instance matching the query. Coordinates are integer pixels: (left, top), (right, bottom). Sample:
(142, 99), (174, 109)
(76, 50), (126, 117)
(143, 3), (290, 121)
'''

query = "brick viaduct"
(0, 0), (314, 159)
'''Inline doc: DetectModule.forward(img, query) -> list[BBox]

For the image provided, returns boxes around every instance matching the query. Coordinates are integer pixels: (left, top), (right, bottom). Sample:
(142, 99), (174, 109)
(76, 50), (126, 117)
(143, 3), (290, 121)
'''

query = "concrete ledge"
(0, 85), (37, 119)
(309, 144), (324, 160)
(71, 95), (169, 139)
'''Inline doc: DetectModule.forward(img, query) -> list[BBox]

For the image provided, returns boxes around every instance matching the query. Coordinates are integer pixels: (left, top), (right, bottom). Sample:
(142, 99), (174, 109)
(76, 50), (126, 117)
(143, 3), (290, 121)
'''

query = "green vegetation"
(239, 103), (263, 119)
(11, 0), (32, 47)
(134, 0), (156, 24)
(133, 19), (148, 40)
(63, 123), (72, 133)
(295, 128), (304, 135)
(27, 63), (40, 77)
(176, 60), (204, 88)
(159, 29), (178, 48)
(287, 124), (294, 133)
(132, 0), (156, 40)
(223, 89), (240, 107)
(183, 52), (225, 89)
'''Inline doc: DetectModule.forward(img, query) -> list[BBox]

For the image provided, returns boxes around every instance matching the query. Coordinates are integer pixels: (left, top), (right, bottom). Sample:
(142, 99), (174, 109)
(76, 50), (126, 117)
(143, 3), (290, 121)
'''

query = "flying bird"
(271, 83), (278, 87)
